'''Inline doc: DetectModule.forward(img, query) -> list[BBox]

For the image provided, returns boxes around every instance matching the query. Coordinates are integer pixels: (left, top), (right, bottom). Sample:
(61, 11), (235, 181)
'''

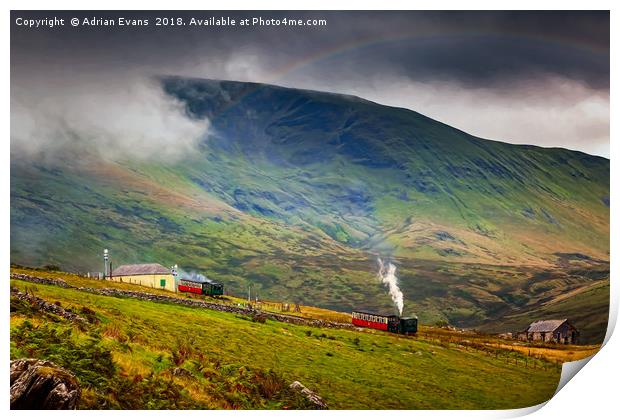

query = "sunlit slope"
(163, 77), (609, 265)
(11, 159), (393, 312)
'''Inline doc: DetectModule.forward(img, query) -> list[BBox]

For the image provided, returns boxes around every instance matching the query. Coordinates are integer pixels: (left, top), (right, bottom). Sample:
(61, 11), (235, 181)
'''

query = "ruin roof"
(527, 319), (568, 333)
(111, 263), (171, 276)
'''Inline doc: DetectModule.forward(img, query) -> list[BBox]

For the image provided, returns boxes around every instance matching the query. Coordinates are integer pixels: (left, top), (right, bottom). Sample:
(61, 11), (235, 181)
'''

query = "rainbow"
(262, 29), (607, 86)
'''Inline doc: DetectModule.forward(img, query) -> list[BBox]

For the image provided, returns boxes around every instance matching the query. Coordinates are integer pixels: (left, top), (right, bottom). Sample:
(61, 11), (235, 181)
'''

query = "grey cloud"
(10, 10), (609, 157)
(11, 74), (208, 163)
(11, 11), (609, 88)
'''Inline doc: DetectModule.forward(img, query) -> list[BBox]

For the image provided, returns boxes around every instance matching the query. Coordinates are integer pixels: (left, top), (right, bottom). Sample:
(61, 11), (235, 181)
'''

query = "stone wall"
(10, 273), (354, 330)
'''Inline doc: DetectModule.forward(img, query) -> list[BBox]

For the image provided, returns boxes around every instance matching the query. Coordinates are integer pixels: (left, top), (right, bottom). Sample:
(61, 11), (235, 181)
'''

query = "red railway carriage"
(352, 310), (418, 335)
(352, 311), (392, 331)
(178, 279), (204, 294)
(177, 278), (224, 296)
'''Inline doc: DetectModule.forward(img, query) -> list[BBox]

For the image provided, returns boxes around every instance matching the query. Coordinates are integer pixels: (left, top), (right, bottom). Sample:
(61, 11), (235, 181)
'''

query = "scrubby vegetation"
(10, 302), (314, 409)
(9, 269), (579, 410)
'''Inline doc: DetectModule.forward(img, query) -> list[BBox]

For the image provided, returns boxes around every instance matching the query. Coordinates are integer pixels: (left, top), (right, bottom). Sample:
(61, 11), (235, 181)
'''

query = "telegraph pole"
(103, 249), (109, 279)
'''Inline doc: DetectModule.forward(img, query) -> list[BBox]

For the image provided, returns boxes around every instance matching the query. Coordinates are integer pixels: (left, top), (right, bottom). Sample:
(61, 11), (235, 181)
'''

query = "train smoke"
(377, 258), (404, 316)
(178, 270), (209, 282)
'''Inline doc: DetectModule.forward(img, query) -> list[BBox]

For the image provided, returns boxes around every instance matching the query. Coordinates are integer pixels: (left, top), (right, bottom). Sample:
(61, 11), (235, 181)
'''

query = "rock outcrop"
(289, 381), (328, 409)
(10, 287), (87, 324)
(10, 359), (81, 409)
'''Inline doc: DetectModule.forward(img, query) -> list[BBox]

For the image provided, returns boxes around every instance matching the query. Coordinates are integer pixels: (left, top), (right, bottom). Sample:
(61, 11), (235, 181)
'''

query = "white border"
(3, 2), (617, 419)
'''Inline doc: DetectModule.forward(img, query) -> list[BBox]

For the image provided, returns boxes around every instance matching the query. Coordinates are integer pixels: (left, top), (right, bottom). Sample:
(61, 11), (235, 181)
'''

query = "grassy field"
(10, 267), (354, 323)
(10, 268), (588, 410)
(416, 326), (599, 364)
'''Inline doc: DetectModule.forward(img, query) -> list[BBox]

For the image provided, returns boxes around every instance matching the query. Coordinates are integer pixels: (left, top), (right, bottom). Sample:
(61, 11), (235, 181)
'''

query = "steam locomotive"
(177, 278), (224, 296)
(352, 310), (418, 335)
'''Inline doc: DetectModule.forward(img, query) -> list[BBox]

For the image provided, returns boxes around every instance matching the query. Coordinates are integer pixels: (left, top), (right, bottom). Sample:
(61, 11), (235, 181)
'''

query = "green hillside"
(10, 77), (609, 342)
(479, 280), (609, 343)
(10, 271), (562, 409)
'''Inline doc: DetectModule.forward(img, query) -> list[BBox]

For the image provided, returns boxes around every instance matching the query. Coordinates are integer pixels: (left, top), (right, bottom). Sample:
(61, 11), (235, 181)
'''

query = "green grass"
(11, 277), (562, 409)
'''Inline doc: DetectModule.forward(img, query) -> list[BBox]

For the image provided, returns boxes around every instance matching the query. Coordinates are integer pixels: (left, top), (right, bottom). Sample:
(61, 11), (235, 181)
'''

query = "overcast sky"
(11, 11), (610, 158)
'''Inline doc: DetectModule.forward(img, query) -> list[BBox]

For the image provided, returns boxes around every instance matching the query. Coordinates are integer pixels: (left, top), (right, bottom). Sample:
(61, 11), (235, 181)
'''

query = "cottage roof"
(112, 263), (171, 276)
(527, 319), (568, 333)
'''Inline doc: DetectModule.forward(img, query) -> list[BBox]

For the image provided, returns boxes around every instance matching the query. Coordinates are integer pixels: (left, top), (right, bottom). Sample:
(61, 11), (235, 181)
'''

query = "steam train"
(352, 310), (418, 335)
(177, 278), (224, 296)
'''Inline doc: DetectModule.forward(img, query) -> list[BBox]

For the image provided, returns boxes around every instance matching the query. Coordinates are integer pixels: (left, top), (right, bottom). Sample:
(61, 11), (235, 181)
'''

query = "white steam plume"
(177, 269), (210, 282)
(377, 257), (404, 316)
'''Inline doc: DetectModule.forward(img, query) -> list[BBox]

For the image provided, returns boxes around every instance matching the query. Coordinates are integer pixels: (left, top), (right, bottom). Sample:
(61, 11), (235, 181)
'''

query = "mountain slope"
(162, 77), (609, 264)
(10, 77), (609, 342)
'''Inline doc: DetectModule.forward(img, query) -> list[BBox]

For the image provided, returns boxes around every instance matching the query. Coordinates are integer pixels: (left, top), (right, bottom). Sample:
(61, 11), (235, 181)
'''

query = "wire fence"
(418, 332), (562, 372)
